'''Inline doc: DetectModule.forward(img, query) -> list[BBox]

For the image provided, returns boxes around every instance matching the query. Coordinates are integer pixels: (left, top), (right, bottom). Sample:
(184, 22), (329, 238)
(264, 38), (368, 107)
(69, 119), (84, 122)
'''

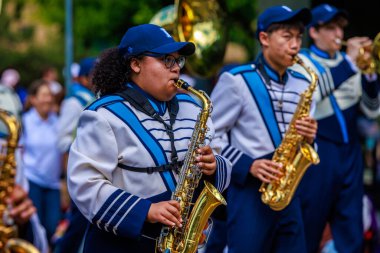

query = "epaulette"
(229, 64), (256, 75)
(86, 95), (124, 111)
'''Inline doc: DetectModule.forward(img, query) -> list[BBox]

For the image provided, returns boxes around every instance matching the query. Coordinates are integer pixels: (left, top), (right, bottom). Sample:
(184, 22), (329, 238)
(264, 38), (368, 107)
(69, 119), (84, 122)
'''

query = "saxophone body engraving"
(156, 80), (227, 253)
(259, 56), (320, 211)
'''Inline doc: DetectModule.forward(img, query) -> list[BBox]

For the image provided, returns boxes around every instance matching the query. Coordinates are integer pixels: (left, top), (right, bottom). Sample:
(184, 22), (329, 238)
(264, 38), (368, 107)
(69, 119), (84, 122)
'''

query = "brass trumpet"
(335, 33), (380, 74)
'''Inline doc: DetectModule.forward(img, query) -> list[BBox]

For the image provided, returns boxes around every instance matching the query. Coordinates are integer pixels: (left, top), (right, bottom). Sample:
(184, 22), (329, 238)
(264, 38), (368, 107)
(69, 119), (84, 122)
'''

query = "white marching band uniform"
(67, 90), (231, 252)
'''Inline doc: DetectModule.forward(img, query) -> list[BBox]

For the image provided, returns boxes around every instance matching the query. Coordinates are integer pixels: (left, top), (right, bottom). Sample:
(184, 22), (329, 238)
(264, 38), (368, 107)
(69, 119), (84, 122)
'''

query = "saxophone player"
(67, 24), (231, 253)
(0, 112), (48, 253)
(292, 4), (380, 253)
(205, 6), (317, 253)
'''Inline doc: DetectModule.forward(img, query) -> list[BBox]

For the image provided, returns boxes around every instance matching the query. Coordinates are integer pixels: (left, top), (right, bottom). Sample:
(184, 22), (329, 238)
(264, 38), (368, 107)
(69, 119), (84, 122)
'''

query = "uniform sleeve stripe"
(96, 192), (132, 230)
(215, 155), (227, 192)
(94, 189), (126, 228)
(230, 152), (243, 165)
(113, 198), (142, 235)
(228, 148), (242, 165)
(104, 195), (135, 232)
(222, 145), (235, 158)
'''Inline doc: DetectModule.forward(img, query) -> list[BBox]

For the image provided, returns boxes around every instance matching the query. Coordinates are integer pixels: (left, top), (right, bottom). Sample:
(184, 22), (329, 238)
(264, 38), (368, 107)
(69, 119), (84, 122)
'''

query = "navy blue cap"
(78, 57), (97, 77)
(310, 4), (348, 27)
(118, 24), (195, 58)
(257, 5), (311, 38)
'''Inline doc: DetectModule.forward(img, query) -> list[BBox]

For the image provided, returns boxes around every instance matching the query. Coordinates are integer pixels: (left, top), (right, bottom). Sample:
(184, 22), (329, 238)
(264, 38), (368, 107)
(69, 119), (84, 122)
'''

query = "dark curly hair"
(91, 47), (131, 96)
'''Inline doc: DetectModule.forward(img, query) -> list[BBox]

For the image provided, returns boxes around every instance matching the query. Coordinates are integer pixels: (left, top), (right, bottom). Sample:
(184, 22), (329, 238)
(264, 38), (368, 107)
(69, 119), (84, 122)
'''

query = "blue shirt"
(20, 108), (62, 189)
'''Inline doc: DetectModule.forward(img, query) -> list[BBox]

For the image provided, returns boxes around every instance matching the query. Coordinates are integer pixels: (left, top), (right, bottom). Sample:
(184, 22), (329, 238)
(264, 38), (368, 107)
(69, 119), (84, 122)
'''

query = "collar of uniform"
(259, 55), (289, 84)
(310, 44), (338, 59)
(126, 82), (167, 116)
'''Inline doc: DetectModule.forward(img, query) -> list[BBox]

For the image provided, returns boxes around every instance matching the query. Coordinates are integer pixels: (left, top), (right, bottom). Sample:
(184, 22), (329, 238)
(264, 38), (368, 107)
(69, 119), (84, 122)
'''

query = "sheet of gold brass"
(0, 109), (40, 253)
(156, 80), (226, 253)
(258, 56), (320, 211)
(150, 0), (227, 78)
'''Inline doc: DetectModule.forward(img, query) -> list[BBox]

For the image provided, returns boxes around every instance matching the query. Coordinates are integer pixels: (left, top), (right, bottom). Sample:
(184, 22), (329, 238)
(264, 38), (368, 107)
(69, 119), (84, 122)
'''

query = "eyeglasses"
(141, 52), (186, 69)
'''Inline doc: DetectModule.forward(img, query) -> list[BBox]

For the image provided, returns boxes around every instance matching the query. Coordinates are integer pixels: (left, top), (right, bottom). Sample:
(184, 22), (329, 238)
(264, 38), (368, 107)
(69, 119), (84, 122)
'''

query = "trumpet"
(335, 33), (380, 74)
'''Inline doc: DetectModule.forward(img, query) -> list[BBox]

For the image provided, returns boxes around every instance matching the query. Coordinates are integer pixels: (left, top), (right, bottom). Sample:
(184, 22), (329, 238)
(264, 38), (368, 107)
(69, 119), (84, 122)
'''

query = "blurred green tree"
(0, 0), (257, 87)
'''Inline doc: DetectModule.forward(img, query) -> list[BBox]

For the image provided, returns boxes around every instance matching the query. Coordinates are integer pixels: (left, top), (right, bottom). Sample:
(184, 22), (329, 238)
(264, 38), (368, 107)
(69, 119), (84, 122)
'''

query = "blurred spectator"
(0, 69), (23, 120)
(41, 66), (64, 113)
(20, 79), (62, 247)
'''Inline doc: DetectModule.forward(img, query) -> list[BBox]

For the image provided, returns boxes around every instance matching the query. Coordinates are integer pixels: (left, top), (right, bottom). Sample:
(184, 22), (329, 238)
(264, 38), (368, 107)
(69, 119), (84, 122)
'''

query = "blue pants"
(300, 138), (364, 253)
(210, 177), (306, 253)
(205, 218), (227, 253)
(28, 180), (61, 244)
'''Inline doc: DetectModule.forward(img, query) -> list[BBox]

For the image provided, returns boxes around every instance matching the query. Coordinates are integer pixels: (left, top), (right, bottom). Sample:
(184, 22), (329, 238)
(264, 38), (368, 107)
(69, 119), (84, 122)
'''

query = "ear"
(259, 31), (269, 47)
(309, 27), (317, 41)
(130, 58), (141, 73)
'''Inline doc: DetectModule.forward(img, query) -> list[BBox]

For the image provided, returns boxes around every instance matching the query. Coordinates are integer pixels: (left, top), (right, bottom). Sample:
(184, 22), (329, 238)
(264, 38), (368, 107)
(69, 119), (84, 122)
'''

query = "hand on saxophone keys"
(295, 116), (318, 144)
(250, 159), (283, 183)
(195, 145), (216, 176)
(146, 200), (183, 228)
(6, 184), (36, 225)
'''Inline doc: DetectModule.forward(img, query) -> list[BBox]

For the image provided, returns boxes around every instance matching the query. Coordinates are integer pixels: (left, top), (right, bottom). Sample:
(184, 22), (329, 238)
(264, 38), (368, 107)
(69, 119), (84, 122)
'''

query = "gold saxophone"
(0, 109), (40, 253)
(156, 80), (227, 253)
(259, 56), (320, 211)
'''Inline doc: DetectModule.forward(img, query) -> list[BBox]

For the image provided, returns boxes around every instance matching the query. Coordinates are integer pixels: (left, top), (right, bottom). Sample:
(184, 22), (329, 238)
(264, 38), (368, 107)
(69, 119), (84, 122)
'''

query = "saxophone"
(0, 109), (40, 253)
(156, 80), (227, 253)
(259, 56), (320, 211)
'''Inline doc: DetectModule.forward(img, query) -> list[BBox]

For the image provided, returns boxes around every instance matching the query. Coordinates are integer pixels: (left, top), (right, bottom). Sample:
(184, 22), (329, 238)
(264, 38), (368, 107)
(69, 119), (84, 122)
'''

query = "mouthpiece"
(174, 79), (191, 91)
(334, 38), (347, 46)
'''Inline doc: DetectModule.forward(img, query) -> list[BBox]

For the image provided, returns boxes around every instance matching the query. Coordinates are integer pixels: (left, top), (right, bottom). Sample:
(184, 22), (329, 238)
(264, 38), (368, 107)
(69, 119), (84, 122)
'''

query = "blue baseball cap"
(256, 5), (311, 38)
(309, 4), (348, 27)
(118, 24), (195, 58)
(78, 57), (97, 77)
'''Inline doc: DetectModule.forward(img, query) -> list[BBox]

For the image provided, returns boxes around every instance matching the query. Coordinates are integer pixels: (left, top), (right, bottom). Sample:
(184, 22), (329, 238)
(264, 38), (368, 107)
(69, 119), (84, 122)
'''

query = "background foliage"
(0, 0), (257, 87)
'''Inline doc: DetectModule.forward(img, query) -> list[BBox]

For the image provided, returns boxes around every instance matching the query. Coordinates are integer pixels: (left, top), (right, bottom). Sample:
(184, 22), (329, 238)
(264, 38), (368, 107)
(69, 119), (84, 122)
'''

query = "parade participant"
(67, 23), (231, 253)
(54, 57), (97, 253)
(57, 57), (97, 166)
(295, 4), (380, 253)
(207, 5), (317, 253)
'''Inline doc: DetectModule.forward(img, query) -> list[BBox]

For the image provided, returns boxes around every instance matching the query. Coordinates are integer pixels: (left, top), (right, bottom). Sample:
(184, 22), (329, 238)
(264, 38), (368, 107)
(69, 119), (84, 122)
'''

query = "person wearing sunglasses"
(66, 23), (231, 253)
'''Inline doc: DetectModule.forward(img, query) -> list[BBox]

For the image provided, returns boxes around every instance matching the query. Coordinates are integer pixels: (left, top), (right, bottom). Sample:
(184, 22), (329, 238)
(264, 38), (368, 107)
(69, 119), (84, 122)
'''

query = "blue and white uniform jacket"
(294, 45), (380, 144)
(211, 57), (315, 186)
(57, 83), (95, 153)
(67, 87), (231, 242)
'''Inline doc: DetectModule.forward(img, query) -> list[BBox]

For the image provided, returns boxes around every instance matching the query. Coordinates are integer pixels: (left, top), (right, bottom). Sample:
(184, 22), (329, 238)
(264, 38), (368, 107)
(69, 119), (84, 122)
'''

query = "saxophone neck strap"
(118, 161), (183, 174)
(116, 87), (179, 163)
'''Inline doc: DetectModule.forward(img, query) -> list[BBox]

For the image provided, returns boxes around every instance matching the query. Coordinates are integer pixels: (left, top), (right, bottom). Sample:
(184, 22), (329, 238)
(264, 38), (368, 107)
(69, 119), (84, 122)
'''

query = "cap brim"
(150, 42), (196, 56)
